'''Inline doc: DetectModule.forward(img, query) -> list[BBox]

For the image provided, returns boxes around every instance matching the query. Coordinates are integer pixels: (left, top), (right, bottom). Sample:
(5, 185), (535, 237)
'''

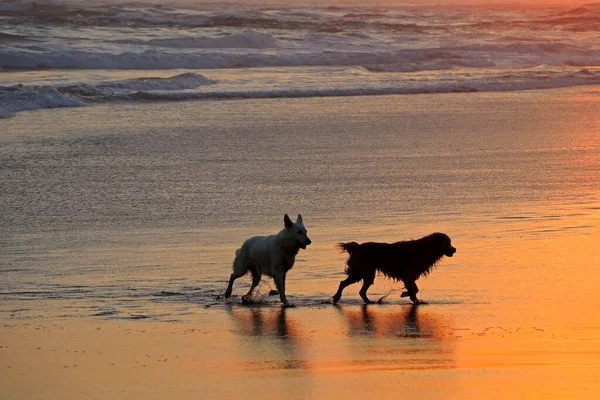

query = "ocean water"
(1, 87), (599, 327)
(1, 0), (599, 118)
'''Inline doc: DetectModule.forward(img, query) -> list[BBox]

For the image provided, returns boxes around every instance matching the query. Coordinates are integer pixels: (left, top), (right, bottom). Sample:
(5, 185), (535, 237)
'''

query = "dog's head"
(435, 233), (456, 257)
(284, 214), (311, 249)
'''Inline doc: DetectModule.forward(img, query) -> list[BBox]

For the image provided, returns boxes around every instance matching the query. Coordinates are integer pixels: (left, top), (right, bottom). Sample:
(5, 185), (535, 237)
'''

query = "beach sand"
(2, 87), (600, 399)
(3, 308), (600, 400)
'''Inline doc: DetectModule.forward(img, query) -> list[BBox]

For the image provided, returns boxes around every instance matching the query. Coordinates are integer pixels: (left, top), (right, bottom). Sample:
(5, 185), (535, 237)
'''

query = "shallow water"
(1, 88), (600, 398)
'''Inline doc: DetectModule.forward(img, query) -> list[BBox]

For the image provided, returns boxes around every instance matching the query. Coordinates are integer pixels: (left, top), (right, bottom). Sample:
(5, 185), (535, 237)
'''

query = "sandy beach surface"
(2, 87), (600, 399)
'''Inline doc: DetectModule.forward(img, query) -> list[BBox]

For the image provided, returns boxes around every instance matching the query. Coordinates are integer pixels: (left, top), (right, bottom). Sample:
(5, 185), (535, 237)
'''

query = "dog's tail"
(337, 242), (360, 256)
(338, 242), (361, 276)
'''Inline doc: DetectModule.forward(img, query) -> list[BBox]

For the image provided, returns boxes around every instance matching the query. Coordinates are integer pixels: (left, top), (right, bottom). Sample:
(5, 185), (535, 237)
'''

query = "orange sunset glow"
(1, 0), (599, 399)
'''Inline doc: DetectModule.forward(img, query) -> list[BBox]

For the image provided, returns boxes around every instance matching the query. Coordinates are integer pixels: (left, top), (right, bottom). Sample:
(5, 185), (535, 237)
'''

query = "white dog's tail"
(231, 248), (244, 273)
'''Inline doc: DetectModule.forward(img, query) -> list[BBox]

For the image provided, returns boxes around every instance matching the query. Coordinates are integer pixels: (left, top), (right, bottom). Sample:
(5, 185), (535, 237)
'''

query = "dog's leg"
(225, 250), (248, 299)
(402, 280), (426, 304)
(332, 276), (360, 304)
(274, 272), (292, 307)
(241, 272), (262, 304)
(359, 271), (375, 304)
(225, 271), (245, 298)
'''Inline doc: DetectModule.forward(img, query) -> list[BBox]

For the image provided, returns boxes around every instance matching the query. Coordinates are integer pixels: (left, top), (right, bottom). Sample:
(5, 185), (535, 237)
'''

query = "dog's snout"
(298, 236), (311, 250)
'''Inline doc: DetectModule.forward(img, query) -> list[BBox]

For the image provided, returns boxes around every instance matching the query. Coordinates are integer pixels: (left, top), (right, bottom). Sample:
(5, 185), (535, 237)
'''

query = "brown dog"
(332, 233), (456, 304)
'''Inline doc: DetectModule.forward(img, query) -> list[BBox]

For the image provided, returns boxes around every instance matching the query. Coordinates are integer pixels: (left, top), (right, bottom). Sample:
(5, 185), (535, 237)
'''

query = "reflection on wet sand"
(335, 304), (457, 371)
(227, 306), (307, 370)
(337, 303), (451, 339)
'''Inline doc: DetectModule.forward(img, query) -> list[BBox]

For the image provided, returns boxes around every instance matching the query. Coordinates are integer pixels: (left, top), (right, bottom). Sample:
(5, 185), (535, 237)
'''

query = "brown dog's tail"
(337, 242), (360, 255)
(338, 242), (361, 276)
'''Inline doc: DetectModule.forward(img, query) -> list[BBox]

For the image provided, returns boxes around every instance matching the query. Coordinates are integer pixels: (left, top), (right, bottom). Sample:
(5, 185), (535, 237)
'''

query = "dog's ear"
(296, 214), (303, 223)
(284, 214), (293, 229)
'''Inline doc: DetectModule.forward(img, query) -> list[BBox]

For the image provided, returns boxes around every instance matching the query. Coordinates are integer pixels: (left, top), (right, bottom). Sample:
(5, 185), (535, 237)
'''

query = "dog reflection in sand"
(227, 307), (305, 370)
(333, 233), (456, 304)
(224, 214), (311, 307)
(339, 304), (442, 338)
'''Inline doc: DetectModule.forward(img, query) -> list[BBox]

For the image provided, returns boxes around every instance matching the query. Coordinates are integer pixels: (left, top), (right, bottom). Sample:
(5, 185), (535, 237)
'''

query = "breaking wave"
(2, 67), (599, 119)
(0, 72), (214, 118)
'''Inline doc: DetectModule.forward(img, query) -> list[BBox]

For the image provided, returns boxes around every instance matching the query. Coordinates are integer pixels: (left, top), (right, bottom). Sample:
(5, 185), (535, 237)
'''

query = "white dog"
(224, 214), (311, 307)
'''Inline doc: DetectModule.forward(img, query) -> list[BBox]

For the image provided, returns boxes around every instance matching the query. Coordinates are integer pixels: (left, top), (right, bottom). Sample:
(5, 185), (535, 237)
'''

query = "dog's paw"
(282, 303), (296, 308)
(268, 290), (279, 296)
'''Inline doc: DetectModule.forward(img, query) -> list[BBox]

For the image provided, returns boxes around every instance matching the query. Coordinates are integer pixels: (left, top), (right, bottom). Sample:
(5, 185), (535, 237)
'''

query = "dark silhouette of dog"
(332, 233), (456, 304)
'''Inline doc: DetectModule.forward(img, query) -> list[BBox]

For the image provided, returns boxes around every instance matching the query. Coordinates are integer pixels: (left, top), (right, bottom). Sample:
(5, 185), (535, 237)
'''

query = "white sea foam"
(2, 67), (598, 119)
(0, 85), (84, 119)
(0, 72), (214, 118)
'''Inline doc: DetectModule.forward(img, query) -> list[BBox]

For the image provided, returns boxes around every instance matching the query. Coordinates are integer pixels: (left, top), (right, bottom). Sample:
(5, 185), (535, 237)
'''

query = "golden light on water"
(2, 87), (599, 398)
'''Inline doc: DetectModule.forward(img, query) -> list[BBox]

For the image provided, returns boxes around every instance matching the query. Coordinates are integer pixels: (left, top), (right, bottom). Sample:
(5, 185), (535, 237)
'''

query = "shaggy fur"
(224, 214), (311, 307)
(332, 233), (456, 304)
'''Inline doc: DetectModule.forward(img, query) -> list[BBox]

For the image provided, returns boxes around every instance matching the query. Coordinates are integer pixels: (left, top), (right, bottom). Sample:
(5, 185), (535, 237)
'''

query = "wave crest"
(0, 72), (214, 118)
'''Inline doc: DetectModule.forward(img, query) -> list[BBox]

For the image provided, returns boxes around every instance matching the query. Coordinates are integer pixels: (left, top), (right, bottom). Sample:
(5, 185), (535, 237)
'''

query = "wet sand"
(3, 304), (600, 399)
(2, 87), (600, 398)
